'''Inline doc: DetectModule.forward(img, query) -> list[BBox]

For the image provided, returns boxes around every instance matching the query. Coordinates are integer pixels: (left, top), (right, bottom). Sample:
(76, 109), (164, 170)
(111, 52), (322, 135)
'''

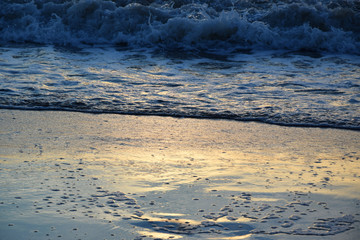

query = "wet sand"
(0, 109), (359, 240)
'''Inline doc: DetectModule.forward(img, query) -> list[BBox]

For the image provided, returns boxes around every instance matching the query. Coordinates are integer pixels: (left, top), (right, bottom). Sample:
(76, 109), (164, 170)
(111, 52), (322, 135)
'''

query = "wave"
(1, 103), (359, 131)
(1, 0), (360, 53)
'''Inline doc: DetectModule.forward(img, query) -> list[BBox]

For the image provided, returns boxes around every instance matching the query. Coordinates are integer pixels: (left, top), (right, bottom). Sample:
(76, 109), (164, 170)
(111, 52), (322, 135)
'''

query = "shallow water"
(0, 45), (359, 129)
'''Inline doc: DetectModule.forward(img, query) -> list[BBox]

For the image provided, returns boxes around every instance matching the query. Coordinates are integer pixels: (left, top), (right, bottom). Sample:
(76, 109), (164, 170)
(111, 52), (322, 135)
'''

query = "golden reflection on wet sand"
(0, 110), (359, 239)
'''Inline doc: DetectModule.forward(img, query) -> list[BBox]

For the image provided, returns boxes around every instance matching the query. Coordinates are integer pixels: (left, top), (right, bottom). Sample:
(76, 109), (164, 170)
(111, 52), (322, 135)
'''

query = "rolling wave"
(1, 0), (359, 53)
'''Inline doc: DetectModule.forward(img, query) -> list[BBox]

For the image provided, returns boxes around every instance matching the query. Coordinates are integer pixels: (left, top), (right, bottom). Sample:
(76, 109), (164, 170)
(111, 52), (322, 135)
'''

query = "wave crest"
(0, 0), (359, 53)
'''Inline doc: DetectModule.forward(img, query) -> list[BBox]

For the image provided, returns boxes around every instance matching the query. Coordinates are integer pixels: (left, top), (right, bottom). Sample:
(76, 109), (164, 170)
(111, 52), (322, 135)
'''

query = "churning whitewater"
(1, 0), (360, 53)
(0, 0), (359, 129)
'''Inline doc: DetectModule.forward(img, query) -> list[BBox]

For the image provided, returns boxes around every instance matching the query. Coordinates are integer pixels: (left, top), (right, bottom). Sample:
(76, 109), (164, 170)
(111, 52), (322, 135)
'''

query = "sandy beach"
(0, 109), (359, 240)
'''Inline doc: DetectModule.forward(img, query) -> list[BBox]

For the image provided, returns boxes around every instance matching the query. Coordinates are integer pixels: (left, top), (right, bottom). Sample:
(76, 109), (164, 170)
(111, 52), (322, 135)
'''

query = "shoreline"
(1, 107), (359, 132)
(1, 109), (359, 240)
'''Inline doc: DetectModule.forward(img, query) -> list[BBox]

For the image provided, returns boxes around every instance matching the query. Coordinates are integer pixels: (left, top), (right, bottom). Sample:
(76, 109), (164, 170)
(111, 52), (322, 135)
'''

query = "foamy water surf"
(0, 45), (359, 129)
(1, 0), (359, 53)
(1, 0), (360, 129)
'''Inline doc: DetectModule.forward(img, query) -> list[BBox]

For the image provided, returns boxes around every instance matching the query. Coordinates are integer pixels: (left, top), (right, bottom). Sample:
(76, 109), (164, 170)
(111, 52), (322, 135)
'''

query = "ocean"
(0, 0), (359, 129)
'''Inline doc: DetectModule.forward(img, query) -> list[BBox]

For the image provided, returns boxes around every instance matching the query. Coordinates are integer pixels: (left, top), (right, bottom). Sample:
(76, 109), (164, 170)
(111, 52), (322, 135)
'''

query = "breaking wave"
(1, 0), (360, 53)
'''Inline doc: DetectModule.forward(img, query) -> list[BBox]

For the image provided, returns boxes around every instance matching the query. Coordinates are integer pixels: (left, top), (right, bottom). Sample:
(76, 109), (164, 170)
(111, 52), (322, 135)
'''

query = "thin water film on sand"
(1, 110), (359, 239)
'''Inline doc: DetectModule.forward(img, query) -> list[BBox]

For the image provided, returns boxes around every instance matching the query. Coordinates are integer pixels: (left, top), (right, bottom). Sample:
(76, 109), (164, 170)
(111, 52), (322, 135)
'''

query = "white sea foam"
(1, 0), (359, 53)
